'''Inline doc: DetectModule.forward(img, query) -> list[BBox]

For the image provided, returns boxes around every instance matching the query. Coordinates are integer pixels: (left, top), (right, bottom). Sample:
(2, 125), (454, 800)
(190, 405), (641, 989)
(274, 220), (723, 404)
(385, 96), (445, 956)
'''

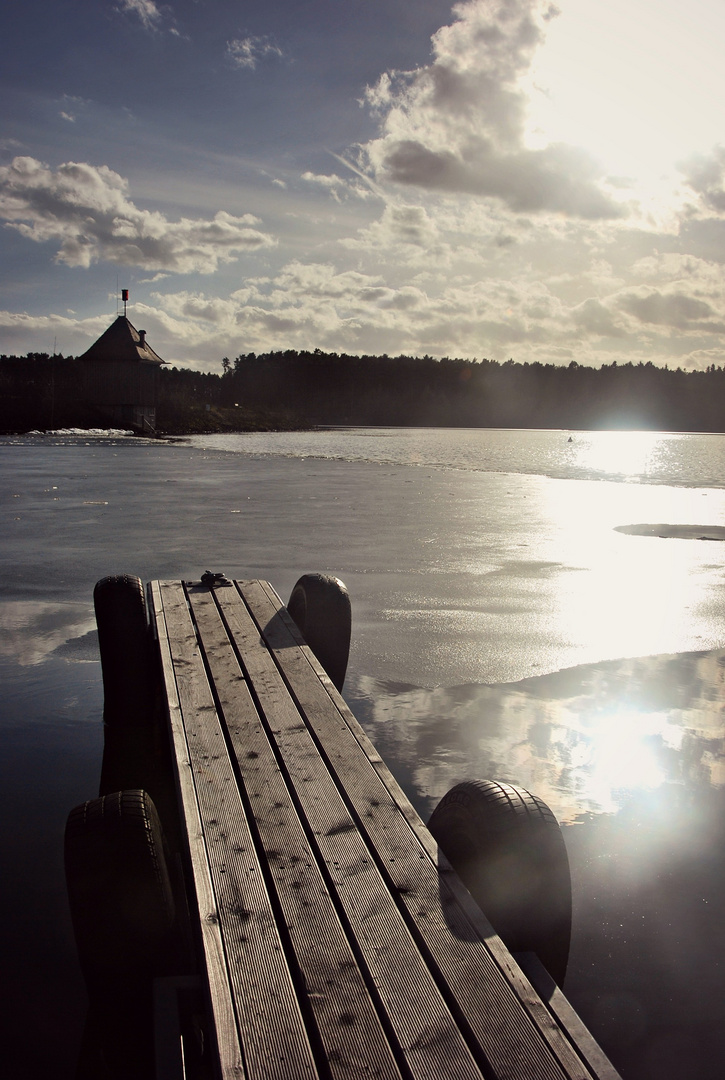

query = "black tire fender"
(428, 779), (572, 986)
(287, 573), (351, 692)
(64, 789), (176, 986)
(93, 575), (157, 726)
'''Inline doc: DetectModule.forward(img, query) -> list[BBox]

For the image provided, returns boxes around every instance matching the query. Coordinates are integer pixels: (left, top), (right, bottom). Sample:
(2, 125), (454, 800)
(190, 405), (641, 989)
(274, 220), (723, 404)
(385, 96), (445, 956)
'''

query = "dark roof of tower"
(78, 316), (165, 365)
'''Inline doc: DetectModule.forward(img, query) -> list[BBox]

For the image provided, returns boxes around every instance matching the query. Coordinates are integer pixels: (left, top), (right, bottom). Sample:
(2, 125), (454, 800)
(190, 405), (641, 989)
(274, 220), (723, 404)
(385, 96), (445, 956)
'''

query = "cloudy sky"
(3, 0), (725, 370)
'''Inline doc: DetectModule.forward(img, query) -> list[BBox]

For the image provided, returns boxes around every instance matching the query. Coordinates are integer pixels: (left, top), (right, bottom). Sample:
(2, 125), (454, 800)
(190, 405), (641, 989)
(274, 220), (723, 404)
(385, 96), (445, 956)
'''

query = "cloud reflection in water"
(346, 650), (725, 1077)
(0, 600), (97, 667)
(346, 649), (725, 824)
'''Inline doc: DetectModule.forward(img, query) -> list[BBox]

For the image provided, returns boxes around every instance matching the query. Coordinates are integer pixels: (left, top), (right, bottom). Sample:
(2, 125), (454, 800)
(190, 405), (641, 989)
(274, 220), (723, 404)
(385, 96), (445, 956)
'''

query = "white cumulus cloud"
(342, 203), (442, 255)
(362, 0), (625, 220)
(0, 156), (276, 274)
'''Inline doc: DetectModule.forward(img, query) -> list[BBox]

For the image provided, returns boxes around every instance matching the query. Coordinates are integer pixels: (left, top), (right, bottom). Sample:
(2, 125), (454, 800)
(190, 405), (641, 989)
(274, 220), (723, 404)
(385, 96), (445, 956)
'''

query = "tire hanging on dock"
(287, 573), (352, 692)
(428, 779), (572, 986)
(64, 789), (177, 985)
(94, 574), (157, 727)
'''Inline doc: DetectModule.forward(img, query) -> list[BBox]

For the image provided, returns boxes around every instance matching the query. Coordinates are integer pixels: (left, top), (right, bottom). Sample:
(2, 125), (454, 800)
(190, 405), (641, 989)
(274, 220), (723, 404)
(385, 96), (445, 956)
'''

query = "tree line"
(2, 349), (725, 433)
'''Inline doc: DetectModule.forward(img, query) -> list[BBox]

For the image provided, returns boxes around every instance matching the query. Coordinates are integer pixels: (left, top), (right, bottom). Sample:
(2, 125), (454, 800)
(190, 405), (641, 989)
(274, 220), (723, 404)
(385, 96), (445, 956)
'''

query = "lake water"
(2, 426), (725, 1078)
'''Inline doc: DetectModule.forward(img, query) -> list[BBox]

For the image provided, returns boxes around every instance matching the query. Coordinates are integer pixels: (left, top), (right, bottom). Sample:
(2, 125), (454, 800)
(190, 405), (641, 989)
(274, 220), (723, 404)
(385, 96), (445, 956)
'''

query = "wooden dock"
(145, 577), (621, 1080)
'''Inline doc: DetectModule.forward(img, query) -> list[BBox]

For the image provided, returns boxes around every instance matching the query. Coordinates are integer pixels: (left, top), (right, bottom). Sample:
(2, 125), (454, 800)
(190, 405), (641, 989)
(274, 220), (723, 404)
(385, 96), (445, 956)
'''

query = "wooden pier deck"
(149, 577), (620, 1080)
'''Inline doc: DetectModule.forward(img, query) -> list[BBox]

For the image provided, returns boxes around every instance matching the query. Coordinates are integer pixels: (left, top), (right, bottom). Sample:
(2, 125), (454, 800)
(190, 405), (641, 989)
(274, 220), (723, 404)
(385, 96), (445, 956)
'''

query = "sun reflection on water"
(349, 651), (725, 827)
(567, 430), (676, 482)
(572, 709), (682, 814)
(534, 472), (725, 665)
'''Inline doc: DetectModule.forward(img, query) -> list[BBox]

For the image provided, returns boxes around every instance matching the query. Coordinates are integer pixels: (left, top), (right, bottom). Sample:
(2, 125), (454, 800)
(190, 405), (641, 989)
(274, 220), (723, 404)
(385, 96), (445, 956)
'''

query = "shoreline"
(0, 420), (310, 439)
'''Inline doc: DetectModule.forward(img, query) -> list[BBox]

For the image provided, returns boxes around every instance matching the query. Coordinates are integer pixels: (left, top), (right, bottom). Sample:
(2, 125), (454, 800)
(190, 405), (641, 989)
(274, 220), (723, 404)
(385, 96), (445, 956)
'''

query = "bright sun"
(526, 0), (725, 184)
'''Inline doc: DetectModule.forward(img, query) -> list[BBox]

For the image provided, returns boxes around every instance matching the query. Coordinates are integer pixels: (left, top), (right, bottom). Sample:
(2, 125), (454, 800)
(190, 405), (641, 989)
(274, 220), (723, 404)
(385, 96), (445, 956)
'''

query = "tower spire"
(122, 289), (129, 317)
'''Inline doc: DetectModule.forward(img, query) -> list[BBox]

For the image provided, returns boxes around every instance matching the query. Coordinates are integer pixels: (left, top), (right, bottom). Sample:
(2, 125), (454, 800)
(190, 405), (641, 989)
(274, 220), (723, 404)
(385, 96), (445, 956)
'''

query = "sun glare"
(568, 431), (666, 481)
(537, 461), (720, 665)
(574, 708), (678, 812)
(526, 0), (725, 186)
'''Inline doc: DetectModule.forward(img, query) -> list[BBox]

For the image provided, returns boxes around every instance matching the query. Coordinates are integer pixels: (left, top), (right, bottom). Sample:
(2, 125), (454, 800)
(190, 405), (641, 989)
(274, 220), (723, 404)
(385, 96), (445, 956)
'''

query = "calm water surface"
(2, 427), (725, 1078)
(193, 425), (725, 486)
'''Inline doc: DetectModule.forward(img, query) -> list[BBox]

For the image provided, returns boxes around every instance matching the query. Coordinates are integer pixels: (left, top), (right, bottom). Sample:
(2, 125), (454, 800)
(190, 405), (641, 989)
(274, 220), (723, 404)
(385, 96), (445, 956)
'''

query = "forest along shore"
(3, 349), (725, 434)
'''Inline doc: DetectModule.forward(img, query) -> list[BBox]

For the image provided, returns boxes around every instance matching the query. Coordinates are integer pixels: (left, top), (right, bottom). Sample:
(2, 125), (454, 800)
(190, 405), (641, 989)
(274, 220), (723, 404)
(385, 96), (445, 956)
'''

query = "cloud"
(302, 171), (374, 203)
(143, 265), (434, 356)
(627, 254), (725, 307)
(680, 146), (725, 214)
(0, 156), (276, 274)
(57, 94), (91, 126)
(571, 298), (626, 338)
(617, 288), (725, 332)
(144, 262), (582, 360)
(343, 203), (442, 254)
(117, 0), (167, 32)
(362, 0), (624, 220)
(302, 172), (348, 202)
(0, 310), (112, 354)
(152, 292), (238, 325)
(226, 36), (283, 70)
(8, 245), (725, 370)
(567, 255), (725, 339)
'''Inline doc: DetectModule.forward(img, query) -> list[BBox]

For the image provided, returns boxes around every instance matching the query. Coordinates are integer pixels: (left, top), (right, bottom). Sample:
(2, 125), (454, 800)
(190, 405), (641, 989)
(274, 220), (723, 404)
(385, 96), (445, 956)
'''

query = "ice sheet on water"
(29, 427), (135, 436)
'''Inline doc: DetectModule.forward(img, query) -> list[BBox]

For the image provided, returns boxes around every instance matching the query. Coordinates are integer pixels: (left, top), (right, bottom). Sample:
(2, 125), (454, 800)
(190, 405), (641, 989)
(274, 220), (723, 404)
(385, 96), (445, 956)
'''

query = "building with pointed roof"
(78, 315), (165, 432)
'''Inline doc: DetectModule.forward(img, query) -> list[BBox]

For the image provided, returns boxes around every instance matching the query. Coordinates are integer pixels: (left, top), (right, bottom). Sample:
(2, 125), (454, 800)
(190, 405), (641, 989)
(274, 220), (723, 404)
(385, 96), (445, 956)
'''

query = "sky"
(3, 0), (725, 371)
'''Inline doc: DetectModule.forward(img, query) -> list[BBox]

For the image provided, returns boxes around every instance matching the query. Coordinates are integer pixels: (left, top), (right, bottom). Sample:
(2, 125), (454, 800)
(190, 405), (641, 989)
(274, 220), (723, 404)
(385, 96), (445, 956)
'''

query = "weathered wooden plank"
(515, 954), (621, 1080)
(255, 581), (606, 1079)
(157, 581), (319, 1080)
(242, 580), (591, 1080)
(213, 583), (487, 1080)
(187, 584), (406, 1080)
(149, 581), (245, 1080)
